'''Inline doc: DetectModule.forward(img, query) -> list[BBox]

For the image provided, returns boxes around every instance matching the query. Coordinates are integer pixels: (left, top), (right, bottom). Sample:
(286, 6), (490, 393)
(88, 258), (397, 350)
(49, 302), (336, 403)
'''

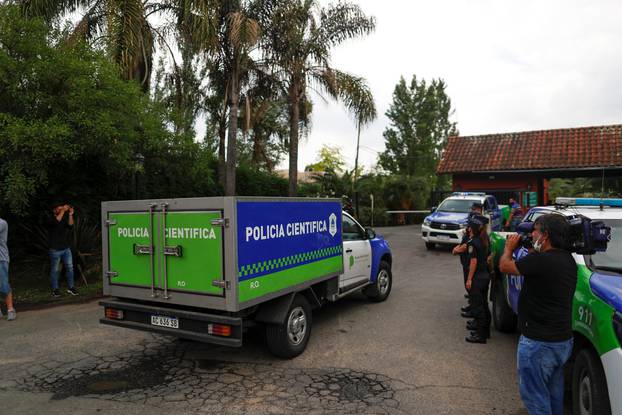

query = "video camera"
(516, 215), (611, 255)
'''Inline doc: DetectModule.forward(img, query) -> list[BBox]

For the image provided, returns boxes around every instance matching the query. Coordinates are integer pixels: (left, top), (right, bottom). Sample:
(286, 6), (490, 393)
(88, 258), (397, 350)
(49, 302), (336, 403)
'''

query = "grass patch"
(8, 258), (103, 309)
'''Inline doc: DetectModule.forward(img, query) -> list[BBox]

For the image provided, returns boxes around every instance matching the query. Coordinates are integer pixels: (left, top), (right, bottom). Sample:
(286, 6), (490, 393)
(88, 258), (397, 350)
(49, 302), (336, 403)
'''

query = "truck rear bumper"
(99, 299), (243, 347)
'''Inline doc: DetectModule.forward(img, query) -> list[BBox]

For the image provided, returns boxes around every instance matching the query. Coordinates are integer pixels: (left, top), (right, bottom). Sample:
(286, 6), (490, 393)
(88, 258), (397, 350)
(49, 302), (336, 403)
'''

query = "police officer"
(452, 225), (473, 314)
(453, 202), (488, 317)
(464, 214), (492, 344)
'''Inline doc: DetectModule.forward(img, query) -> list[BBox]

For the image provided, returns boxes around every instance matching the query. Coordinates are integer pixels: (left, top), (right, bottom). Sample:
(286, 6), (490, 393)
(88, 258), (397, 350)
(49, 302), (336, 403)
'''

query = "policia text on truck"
(99, 197), (393, 358)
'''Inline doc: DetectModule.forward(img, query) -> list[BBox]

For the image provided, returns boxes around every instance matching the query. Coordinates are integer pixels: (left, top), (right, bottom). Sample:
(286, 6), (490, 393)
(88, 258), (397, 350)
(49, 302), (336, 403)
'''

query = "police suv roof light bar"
(451, 192), (486, 197)
(555, 198), (622, 208)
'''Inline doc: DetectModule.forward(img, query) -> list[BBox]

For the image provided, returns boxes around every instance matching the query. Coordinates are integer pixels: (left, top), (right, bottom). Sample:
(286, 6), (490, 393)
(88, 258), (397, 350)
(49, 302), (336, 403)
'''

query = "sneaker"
(7, 309), (16, 321)
(67, 287), (79, 296)
(52, 289), (61, 298)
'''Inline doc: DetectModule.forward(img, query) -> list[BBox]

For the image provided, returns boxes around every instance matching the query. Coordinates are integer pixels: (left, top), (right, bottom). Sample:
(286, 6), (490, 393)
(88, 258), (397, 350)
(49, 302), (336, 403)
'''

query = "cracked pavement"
(0, 226), (526, 414)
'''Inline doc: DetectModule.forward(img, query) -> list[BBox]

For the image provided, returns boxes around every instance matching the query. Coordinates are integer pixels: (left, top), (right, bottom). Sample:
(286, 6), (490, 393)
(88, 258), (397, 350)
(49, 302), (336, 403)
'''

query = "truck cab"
(421, 192), (502, 249)
(490, 198), (622, 415)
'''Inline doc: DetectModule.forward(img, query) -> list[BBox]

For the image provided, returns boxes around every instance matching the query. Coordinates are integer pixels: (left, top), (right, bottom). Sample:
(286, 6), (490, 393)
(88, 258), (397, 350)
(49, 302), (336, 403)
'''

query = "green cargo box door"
(162, 211), (224, 296)
(108, 212), (155, 288)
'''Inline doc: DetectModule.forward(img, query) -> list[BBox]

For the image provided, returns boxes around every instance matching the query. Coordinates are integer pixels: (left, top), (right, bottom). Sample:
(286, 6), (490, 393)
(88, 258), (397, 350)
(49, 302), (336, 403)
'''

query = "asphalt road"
(0, 225), (526, 415)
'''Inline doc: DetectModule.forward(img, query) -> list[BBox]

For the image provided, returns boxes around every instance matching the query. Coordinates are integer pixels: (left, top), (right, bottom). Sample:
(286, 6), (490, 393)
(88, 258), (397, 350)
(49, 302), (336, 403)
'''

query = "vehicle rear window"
(437, 199), (474, 213)
(586, 219), (622, 275)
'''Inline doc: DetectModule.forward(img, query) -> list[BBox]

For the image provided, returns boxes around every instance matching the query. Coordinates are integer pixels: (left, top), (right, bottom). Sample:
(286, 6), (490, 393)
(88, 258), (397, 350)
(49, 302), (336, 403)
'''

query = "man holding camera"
(47, 201), (78, 297)
(500, 214), (577, 415)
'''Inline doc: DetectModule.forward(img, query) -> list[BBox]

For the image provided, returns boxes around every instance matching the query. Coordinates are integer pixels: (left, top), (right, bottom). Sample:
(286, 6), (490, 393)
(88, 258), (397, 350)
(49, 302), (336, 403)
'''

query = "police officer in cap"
(464, 214), (492, 343)
(453, 202), (487, 317)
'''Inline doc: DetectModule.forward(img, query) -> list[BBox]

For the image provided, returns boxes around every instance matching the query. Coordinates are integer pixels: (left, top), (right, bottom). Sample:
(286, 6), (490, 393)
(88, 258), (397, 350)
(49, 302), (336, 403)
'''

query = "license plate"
(151, 315), (179, 329)
(437, 234), (451, 240)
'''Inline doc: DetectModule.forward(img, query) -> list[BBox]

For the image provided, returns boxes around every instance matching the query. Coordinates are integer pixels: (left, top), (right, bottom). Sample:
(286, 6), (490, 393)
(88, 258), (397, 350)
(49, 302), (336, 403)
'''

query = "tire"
(425, 242), (435, 250)
(492, 278), (517, 333)
(364, 260), (392, 302)
(265, 295), (312, 358)
(572, 348), (612, 415)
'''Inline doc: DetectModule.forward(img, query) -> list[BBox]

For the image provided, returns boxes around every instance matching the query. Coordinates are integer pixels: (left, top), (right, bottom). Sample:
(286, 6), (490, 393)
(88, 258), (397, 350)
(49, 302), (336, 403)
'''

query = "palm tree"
(256, 0), (376, 196)
(203, 1), (260, 195)
(346, 79), (376, 216)
(20, 0), (220, 93)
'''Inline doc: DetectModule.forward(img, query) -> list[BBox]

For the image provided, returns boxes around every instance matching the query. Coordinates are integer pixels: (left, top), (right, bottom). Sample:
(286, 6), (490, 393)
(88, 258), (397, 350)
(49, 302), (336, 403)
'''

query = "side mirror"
(517, 221), (534, 234)
(430, 206), (437, 213)
(365, 227), (376, 240)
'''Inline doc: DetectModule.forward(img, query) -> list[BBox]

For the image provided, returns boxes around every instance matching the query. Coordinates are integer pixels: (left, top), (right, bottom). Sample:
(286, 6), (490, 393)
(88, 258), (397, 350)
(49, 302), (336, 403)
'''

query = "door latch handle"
(345, 249), (353, 253)
(212, 280), (229, 289)
(133, 244), (153, 255)
(211, 218), (229, 227)
(163, 245), (183, 257)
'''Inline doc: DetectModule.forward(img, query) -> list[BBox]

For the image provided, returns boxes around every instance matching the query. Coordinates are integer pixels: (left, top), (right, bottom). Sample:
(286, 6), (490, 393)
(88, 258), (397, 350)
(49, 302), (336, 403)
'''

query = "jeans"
(517, 335), (573, 415)
(0, 261), (10, 295)
(49, 248), (74, 290)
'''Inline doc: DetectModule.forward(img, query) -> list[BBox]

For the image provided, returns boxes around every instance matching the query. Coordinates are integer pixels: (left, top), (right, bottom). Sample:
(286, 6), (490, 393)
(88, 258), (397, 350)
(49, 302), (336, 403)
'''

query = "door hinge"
(211, 218), (229, 227)
(105, 219), (117, 226)
(212, 280), (229, 289)
(106, 271), (119, 278)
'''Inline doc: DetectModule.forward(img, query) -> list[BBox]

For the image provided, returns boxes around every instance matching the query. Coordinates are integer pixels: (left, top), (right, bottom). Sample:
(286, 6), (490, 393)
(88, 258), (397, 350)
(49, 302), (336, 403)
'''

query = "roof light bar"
(555, 197), (622, 207)
(451, 192), (486, 197)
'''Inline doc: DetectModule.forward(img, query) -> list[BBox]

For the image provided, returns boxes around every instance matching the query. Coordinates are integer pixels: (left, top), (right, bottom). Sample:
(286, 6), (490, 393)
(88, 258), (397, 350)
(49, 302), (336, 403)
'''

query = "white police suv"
(421, 192), (503, 250)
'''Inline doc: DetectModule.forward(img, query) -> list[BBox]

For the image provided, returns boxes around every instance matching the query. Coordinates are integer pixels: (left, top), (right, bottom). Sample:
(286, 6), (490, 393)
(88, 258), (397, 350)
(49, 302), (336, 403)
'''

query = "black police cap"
(471, 202), (483, 210)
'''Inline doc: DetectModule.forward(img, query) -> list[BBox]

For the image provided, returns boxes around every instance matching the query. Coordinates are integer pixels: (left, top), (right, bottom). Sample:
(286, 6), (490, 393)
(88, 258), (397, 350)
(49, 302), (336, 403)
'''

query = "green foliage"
(548, 177), (622, 200)
(379, 75), (457, 179)
(305, 145), (346, 173)
(377, 75), (457, 210)
(0, 7), (171, 215)
(235, 163), (288, 196)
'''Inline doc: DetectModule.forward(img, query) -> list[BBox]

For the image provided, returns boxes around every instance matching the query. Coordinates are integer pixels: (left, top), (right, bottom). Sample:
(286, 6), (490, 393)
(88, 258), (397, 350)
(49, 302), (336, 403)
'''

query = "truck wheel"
(265, 295), (312, 358)
(364, 260), (392, 302)
(572, 348), (612, 415)
(425, 242), (435, 250)
(492, 279), (517, 333)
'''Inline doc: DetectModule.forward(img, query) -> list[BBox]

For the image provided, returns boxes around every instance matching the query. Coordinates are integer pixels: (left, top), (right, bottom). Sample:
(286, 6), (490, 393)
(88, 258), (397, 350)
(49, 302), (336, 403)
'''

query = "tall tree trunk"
(251, 129), (263, 167)
(225, 72), (239, 196)
(217, 118), (226, 188)
(354, 119), (361, 217)
(288, 81), (300, 196)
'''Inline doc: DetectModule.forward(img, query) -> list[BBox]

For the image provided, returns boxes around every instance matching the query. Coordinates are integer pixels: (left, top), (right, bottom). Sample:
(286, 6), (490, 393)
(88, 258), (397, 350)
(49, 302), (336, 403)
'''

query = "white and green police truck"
(99, 197), (393, 358)
(490, 198), (622, 415)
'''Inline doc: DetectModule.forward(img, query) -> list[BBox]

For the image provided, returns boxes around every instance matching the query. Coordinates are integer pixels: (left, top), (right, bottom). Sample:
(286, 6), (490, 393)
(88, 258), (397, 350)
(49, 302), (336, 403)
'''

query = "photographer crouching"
(500, 214), (577, 415)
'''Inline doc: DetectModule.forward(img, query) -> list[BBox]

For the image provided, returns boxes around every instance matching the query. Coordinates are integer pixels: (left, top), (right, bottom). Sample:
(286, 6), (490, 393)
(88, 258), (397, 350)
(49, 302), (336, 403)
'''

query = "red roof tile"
(437, 125), (622, 174)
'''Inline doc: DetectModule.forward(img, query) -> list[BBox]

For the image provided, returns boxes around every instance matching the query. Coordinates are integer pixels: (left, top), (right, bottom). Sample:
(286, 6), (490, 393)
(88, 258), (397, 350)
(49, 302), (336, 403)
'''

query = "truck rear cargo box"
(102, 197), (343, 312)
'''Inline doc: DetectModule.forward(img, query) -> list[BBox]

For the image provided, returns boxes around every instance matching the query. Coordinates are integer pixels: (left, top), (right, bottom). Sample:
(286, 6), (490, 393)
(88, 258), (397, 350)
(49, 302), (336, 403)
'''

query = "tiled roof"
(437, 125), (622, 174)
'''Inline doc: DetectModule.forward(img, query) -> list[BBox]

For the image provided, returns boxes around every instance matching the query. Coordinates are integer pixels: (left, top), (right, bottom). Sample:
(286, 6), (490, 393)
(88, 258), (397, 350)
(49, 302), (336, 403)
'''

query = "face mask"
(533, 236), (543, 252)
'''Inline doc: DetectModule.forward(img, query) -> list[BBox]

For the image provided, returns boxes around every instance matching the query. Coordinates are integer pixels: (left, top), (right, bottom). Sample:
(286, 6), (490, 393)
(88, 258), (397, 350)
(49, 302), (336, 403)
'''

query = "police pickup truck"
(490, 198), (622, 415)
(422, 192), (503, 249)
(99, 197), (393, 358)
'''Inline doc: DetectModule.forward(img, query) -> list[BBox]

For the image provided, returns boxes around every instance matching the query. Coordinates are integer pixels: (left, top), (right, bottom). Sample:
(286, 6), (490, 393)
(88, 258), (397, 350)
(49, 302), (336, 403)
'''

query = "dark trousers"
(469, 277), (491, 336)
(462, 267), (472, 310)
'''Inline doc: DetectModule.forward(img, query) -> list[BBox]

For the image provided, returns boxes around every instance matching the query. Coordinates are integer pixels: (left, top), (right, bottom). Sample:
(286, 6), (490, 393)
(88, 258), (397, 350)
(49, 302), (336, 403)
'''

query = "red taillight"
(208, 324), (231, 337)
(105, 308), (124, 320)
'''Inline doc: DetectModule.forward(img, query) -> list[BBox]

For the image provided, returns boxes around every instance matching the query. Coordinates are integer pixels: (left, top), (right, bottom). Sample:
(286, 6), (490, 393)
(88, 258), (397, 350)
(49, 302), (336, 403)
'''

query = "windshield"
(437, 199), (475, 213)
(587, 219), (622, 274)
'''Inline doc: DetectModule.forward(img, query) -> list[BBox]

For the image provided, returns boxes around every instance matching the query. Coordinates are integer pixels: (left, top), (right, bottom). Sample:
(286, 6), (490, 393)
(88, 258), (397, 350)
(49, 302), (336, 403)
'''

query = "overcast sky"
(291, 0), (622, 172)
